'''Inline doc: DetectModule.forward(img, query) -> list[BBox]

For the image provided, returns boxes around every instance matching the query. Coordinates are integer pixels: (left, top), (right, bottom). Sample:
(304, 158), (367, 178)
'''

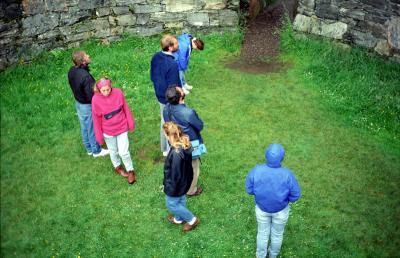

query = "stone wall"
(0, 0), (239, 70)
(294, 0), (400, 61)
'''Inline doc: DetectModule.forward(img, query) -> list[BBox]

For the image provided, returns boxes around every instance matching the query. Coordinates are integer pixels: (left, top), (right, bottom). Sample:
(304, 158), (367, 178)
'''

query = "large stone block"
(38, 29), (60, 40)
(165, 21), (184, 29)
(22, 0), (46, 15)
(315, 2), (339, 20)
(116, 13), (137, 25)
(204, 0), (227, 10)
(187, 13), (209, 26)
(133, 4), (163, 13)
(294, 14), (347, 39)
(125, 24), (163, 36)
(78, 0), (103, 10)
(22, 13), (60, 36)
(72, 20), (95, 33)
(115, 0), (145, 6)
(165, 0), (195, 12)
(65, 31), (92, 42)
(299, 0), (315, 12)
(112, 6), (130, 15)
(388, 17), (400, 50)
(374, 39), (390, 55)
(218, 9), (238, 26)
(136, 14), (150, 25)
(97, 7), (110, 17)
(60, 8), (91, 26)
(46, 0), (68, 12)
(151, 12), (185, 22)
(351, 30), (378, 48)
(92, 17), (110, 31)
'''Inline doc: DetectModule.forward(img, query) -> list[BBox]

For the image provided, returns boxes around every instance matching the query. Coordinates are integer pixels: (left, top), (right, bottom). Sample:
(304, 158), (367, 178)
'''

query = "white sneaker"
(93, 148), (110, 157)
(162, 151), (168, 157)
(183, 87), (190, 95)
(87, 152), (93, 156)
(184, 83), (193, 90)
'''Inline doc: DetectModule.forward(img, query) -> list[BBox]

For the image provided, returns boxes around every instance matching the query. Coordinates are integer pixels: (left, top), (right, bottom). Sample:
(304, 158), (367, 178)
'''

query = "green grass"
(1, 27), (399, 257)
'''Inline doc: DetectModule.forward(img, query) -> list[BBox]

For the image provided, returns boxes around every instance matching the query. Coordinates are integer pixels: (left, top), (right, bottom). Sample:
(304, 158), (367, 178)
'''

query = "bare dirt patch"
(226, 0), (297, 74)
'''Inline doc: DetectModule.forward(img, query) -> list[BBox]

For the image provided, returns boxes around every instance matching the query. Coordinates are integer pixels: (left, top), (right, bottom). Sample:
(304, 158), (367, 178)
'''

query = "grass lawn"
(1, 26), (399, 257)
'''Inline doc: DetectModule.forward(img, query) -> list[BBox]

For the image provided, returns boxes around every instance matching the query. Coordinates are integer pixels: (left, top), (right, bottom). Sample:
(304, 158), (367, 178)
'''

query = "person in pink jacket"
(92, 78), (136, 184)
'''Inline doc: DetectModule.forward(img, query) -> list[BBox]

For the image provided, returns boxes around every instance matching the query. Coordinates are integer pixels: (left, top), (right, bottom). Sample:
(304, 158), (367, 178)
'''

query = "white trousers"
(104, 132), (134, 171)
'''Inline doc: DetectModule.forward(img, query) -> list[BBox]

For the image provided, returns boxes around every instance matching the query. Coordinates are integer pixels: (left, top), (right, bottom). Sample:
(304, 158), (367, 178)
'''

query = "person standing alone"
(245, 144), (301, 258)
(67, 51), (109, 157)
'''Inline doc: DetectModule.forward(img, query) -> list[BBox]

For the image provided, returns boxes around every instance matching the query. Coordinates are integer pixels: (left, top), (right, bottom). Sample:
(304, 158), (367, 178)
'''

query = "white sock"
(173, 217), (183, 224)
(188, 216), (197, 225)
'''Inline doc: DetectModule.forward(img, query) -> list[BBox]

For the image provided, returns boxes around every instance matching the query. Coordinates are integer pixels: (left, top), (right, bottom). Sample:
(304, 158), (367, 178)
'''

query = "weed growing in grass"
(1, 29), (399, 257)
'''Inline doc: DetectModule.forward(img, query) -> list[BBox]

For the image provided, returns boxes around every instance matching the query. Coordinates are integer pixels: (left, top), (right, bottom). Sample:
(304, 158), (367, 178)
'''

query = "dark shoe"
(167, 214), (183, 225)
(183, 217), (200, 232)
(115, 165), (129, 177)
(128, 170), (136, 184)
(187, 187), (203, 197)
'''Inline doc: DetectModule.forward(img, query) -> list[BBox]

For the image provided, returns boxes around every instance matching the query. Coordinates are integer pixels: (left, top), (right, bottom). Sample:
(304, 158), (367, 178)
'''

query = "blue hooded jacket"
(173, 33), (192, 72)
(245, 144), (301, 213)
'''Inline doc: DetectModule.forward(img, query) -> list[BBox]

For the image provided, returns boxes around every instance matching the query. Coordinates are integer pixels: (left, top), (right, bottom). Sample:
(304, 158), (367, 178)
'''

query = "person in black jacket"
(68, 51), (109, 157)
(163, 122), (200, 232)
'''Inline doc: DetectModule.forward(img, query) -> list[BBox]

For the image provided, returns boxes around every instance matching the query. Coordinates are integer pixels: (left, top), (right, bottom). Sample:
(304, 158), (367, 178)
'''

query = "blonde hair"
(160, 34), (176, 51)
(163, 122), (191, 150)
(72, 51), (87, 66)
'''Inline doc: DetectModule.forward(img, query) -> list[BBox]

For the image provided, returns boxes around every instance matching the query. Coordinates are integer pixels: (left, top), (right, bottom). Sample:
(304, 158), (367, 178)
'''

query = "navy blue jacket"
(163, 103), (203, 143)
(150, 52), (181, 104)
(245, 144), (301, 213)
(163, 146), (193, 197)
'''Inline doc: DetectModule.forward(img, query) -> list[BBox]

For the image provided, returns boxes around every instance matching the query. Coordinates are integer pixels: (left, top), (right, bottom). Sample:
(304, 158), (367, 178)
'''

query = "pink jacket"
(92, 88), (135, 145)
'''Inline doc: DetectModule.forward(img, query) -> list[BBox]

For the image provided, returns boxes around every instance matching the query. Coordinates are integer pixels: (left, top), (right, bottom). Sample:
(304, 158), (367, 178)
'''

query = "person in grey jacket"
(163, 86), (204, 197)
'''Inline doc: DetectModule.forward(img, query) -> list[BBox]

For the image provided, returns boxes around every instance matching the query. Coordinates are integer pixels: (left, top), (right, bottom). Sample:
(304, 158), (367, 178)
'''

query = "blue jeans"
(255, 205), (290, 258)
(75, 101), (101, 154)
(165, 195), (194, 222)
(179, 70), (186, 86)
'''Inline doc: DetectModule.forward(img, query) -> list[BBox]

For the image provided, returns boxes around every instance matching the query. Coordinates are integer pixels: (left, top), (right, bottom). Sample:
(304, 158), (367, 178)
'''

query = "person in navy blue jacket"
(172, 33), (204, 92)
(245, 144), (301, 258)
(163, 86), (204, 197)
(150, 34), (183, 157)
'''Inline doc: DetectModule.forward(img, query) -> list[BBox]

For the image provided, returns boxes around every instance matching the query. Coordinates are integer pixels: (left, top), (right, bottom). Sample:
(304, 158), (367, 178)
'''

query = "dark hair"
(165, 86), (181, 105)
(193, 38), (204, 50)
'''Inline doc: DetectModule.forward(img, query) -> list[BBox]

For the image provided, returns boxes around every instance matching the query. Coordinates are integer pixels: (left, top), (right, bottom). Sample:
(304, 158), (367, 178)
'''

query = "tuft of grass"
(1, 27), (399, 257)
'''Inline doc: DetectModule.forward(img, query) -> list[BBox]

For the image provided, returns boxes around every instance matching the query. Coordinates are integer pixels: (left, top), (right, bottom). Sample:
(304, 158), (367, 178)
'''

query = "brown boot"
(114, 165), (129, 177)
(128, 170), (136, 184)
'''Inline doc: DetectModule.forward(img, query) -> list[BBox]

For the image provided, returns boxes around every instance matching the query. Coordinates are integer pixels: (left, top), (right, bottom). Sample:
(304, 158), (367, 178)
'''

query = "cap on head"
(96, 78), (112, 90)
(265, 143), (285, 168)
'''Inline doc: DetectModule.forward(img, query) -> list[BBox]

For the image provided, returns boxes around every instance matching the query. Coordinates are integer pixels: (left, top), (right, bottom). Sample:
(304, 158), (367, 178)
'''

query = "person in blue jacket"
(245, 144), (301, 258)
(150, 34), (183, 156)
(173, 33), (204, 93)
(163, 86), (204, 197)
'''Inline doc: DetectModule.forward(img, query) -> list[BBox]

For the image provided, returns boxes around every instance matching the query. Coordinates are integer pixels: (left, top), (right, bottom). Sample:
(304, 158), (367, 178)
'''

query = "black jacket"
(68, 65), (96, 104)
(163, 146), (193, 197)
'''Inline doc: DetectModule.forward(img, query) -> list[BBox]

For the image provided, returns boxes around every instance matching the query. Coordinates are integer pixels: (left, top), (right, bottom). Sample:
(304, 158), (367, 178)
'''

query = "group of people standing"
(67, 32), (301, 255)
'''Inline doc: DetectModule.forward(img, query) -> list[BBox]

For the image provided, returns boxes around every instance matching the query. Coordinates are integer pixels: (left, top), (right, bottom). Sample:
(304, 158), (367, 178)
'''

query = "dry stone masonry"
(294, 0), (400, 61)
(0, 0), (239, 70)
